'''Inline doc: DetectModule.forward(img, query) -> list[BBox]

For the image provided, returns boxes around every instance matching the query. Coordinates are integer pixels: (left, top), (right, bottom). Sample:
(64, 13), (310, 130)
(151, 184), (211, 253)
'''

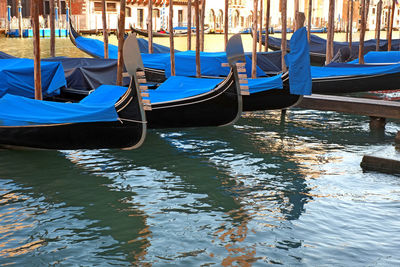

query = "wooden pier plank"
(296, 94), (400, 120)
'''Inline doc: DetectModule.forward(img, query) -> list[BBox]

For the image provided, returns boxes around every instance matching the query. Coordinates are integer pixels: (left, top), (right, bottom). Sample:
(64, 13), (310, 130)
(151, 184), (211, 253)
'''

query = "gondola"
(260, 33), (400, 65)
(0, 36), (147, 150)
(70, 30), (244, 129)
(68, 25), (311, 112)
(311, 62), (400, 94)
(130, 26), (188, 38)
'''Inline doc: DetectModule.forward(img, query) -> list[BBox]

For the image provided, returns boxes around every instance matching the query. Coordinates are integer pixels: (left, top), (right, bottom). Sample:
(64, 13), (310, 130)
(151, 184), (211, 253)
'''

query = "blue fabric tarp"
(75, 36), (119, 59)
(265, 34), (400, 61)
(75, 35), (175, 57)
(147, 50), (266, 77)
(43, 57), (130, 91)
(247, 74), (283, 94)
(348, 51), (400, 64)
(148, 76), (222, 103)
(0, 58), (66, 98)
(0, 85), (126, 126)
(284, 27), (312, 95)
(311, 62), (400, 78)
(137, 38), (179, 53)
(0, 51), (16, 59)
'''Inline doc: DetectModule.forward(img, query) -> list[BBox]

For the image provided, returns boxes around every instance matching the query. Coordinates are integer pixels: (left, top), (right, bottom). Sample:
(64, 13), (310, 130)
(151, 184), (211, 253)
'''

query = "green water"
(0, 33), (400, 266)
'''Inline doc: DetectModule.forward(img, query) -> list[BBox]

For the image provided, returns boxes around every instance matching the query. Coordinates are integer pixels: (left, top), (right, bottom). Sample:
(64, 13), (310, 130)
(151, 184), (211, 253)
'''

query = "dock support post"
(395, 132), (400, 144)
(369, 116), (386, 130)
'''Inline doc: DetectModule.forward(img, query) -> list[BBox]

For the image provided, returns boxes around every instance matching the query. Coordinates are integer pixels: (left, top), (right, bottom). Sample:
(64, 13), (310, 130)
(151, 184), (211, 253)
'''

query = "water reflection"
(56, 115), (315, 265)
(0, 150), (149, 265)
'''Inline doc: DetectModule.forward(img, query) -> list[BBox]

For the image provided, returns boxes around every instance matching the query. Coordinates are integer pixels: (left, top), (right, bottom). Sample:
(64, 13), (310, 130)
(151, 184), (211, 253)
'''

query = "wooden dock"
(295, 94), (400, 175)
(296, 94), (400, 120)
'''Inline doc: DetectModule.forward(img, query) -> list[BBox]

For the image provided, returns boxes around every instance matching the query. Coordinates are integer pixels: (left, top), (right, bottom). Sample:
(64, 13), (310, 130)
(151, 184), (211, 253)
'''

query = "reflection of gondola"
(0, 36), (147, 150)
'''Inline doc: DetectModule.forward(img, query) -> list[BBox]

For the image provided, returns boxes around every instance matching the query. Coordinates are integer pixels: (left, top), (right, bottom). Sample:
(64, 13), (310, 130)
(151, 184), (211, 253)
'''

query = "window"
(126, 7), (131, 17)
(107, 2), (116, 12)
(94, 2), (102, 12)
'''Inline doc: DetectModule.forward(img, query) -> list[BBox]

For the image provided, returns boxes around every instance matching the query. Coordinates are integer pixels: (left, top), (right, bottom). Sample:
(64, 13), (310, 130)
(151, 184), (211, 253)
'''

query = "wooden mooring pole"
(116, 0), (126, 85)
(264, 0), (270, 52)
(148, 0), (153, 54)
(187, 0), (192, 50)
(258, 0), (263, 52)
(281, 0), (287, 72)
(251, 0), (258, 78)
(326, 0), (335, 64)
(349, 0), (353, 50)
(32, 0), (42, 100)
(195, 0), (200, 77)
(18, 0), (22, 38)
(307, 0), (312, 42)
(224, 0), (228, 49)
(359, 0), (366, 64)
(375, 0), (382, 51)
(50, 0), (56, 57)
(200, 0), (206, 52)
(102, 0), (108, 59)
(388, 0), (396, 51)
(169, 0), (176, 76)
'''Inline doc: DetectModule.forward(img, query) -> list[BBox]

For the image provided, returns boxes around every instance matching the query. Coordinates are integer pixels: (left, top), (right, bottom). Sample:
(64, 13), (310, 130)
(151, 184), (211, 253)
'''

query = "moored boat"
(0, 36), (147, 150)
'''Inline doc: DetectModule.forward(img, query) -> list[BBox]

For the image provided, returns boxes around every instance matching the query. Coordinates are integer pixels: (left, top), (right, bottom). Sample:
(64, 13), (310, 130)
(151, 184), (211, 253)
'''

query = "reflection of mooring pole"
(18, 0), (22, 38)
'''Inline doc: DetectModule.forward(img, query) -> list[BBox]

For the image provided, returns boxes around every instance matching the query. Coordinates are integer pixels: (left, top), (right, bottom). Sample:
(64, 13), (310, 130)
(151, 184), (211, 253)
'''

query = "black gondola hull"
(146, 73), (241, 129)
(312, 72), (400, 94)
(0, 121), (144, 150)
(243, 88), (301, 111)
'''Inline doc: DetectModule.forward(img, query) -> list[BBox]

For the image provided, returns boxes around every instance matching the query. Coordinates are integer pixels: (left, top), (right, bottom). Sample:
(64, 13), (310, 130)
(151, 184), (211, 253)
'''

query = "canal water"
(0, 33), (400, 266)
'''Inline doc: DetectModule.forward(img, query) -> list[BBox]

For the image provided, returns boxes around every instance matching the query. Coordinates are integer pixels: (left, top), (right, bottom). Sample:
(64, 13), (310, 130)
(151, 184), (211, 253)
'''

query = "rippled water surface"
(1, 34), (400, 266)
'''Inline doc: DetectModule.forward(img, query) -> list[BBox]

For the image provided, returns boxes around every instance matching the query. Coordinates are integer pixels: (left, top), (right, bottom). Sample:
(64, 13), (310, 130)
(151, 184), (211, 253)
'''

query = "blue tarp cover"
(148, 76), (223, 103)
(138, 38), (178, 53)
(266, 34), (400, 61)
(248, 74), (283, 94)
(0, 85), (126, 126)
(148, 73), (284, 103)
(75, 35), (174, 57)
(284, 27), (312, 95)
(0, 58), (67, 98)
(348, 51), (400, 64)
(311, 62), (400, 78)
(43, 57), (130, 91)
(142, 50), (265, 77)
(0, 51), (16, 59)
(75, 36), (119, 59)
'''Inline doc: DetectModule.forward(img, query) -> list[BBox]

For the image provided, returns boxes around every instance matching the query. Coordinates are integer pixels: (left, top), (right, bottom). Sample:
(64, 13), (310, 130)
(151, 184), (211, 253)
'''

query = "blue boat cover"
(138, 38), (179, 53)
(284, 27), (312, 95)
(43, 57), (130, 91)
(162, 51), (266, 77)
(245, 51), (282, 74)
(311, 62), (400, 78)
(265, 34), (400, 61)
(75, 34), (175, 57)
(148, 76), (223, 103)
(0, 85), (126, 126)
(0, 58), (67, 98)
(248, 74), (283, 94)
(348, 51), (400, 64)
(75, 36), (119, 59)
(0, 51), (16, 59)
